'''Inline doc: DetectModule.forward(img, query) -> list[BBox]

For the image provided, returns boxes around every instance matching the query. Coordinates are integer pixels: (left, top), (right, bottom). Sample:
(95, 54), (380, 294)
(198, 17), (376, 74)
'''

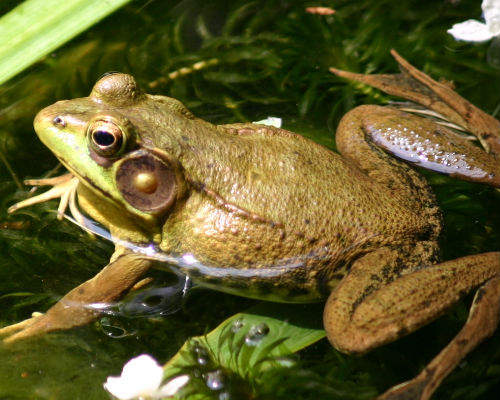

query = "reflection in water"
(119, 276), (191, 317)
(89, 275), (191, 337)
(84, 273), (191, 320)
(65, 212), (312, 280)
(99, 317), (137, 339)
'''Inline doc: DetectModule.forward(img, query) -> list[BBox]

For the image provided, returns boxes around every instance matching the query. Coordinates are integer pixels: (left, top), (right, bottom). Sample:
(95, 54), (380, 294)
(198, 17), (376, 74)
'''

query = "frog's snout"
(34, 104), (61, 137)
(33, 101), (83, 154)
(33, 107), (49, 134)
(33, 100), (80, 142)
(33, 107), (55, 145)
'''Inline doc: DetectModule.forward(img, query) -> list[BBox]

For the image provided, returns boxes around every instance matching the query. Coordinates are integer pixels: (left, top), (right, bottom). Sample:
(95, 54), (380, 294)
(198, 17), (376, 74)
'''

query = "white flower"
(103, 354), (189, 400)
(448, 0), (500, 42)
(253, 116), (282, 128)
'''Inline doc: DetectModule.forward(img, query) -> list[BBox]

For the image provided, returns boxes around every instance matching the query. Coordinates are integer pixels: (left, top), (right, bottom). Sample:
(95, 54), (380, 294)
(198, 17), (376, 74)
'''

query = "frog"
(2, 50), (500, 400)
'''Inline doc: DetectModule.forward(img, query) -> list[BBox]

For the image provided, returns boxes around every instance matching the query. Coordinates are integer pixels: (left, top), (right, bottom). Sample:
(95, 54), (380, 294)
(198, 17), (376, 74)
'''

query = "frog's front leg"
(0, 246), (154, 343)
(324, 249), (500, 400)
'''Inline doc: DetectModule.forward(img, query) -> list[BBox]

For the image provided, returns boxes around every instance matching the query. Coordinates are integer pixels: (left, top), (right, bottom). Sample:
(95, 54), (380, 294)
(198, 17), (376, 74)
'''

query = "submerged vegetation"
(0, 0), (500, 399)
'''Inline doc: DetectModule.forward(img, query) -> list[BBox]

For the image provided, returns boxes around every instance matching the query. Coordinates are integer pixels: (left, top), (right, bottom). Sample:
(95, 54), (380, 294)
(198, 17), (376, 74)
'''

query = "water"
(204, 370), (225, 391)
(244, 323), (270, 346)
(1, 0), (500, 399)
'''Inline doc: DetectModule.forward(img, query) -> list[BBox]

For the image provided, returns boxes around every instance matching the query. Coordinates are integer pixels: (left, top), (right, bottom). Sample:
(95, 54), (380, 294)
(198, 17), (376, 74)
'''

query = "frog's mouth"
(35, 150), (129, 226)
(55, 155), (113, 203)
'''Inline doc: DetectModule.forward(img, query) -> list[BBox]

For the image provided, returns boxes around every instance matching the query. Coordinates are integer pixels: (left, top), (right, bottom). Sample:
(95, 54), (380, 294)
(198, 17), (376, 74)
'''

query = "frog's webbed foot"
(331, 50), (500, 156)
(0, 312), (45, 343)
(0, 311), (73, 344)
(0, 249), (154, 344)
(7, 173), (86, 225)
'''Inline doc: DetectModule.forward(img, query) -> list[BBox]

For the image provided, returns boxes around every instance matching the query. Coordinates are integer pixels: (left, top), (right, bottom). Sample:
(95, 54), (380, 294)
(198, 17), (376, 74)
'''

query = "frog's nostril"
(53, 116), (66, 127)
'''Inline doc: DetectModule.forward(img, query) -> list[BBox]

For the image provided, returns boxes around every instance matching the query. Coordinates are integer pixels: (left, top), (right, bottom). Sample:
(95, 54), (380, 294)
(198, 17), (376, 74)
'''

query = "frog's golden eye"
(88, 120), (125, 157)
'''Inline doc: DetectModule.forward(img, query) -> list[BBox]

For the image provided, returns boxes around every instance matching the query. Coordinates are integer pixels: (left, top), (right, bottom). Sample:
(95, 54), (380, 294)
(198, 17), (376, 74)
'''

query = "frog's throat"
(54, 156), (119, 209)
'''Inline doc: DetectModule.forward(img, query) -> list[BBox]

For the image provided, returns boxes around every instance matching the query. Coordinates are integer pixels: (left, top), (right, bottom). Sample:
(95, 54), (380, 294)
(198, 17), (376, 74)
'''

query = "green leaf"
(162, 302), (325, 384)
(222, 1), (257, 36)
(0, 0), (132, 85)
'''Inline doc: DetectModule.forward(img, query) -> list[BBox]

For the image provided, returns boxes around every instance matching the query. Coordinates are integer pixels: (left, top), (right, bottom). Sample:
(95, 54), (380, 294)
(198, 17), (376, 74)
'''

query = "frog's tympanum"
(3, 51), (500, 400)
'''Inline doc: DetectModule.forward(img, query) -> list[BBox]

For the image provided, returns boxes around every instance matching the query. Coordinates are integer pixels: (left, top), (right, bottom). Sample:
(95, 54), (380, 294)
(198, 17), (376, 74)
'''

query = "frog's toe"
(0, 312), (46, 344)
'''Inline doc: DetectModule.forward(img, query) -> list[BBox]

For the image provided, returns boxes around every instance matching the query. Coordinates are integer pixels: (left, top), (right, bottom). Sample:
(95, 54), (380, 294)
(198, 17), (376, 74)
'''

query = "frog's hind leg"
(335, 105), (443, 232)
(323, 250), (500, 400)
(331, 50), (500, 156)
(338, 104), (500, 188)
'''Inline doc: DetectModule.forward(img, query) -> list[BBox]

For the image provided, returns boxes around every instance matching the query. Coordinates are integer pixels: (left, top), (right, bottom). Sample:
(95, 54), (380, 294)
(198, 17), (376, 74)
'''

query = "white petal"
(104, 354), (164, 400)
(253, 116), (282, 128)
(448, 19), (494, 42)
(156, 375), (190, 397)
(104, 376), (139, 400)
(482, 0), (500, 35)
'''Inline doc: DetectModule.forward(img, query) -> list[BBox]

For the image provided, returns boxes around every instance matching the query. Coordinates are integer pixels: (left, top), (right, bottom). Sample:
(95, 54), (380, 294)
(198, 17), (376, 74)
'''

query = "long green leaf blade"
(0, 0), (131, 85)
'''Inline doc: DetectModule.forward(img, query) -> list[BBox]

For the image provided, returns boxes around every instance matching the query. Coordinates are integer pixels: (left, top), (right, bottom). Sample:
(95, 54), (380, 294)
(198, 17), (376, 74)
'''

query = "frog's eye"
(88, 120), (125, 157)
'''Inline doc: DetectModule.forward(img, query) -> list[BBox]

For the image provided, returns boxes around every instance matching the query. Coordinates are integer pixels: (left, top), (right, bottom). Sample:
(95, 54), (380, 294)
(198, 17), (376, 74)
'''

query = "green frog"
(3, 51), (500, 400)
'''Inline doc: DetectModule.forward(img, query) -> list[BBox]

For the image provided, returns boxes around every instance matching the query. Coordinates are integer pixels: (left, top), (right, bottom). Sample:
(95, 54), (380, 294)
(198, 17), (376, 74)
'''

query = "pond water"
(1, 0), (500, 399)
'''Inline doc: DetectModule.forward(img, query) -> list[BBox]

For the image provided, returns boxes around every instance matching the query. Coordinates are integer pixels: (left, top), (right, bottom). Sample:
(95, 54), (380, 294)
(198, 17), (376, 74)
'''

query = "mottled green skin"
(33, 74), (442, 302)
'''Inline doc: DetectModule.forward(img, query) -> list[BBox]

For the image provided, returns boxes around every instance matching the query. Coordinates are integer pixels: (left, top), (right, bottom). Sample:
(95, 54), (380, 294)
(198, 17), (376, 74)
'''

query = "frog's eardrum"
(116, 151), (177, 214)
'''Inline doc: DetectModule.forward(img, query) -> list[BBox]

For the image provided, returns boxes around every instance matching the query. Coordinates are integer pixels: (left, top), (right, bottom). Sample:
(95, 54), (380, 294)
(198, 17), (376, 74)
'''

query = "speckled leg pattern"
(378, 276), (500, 400)
(324, 252), (500, 400)
(350, 104), (500, 188)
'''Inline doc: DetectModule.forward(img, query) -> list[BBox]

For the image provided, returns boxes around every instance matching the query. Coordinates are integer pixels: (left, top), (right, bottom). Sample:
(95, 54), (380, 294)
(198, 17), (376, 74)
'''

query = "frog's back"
(160, 121), (440, 301)
(190, 122), (438, 245)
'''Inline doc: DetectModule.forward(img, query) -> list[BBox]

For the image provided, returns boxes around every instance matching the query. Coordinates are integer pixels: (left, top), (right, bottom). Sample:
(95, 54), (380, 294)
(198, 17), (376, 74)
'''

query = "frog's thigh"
(324, 251), (500, 400)
(339, 105), (500, 187)
(324, 251), (500, 352)
(1, 247), (154, 343)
